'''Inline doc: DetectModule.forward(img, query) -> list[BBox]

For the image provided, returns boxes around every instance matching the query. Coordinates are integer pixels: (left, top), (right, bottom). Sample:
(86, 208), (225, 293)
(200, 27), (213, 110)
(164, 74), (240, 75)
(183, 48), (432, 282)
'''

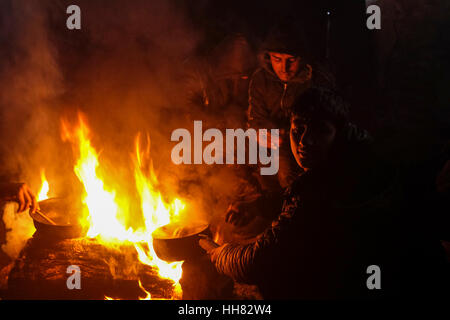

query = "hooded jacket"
(247, 52), (336, 133)
(247, 53), (338, 189)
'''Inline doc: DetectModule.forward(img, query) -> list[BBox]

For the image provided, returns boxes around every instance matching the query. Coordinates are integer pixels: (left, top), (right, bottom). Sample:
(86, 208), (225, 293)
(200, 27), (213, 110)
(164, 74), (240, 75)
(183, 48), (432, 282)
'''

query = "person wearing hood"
(224, 22), (338, 228)
(247, 21), (336, 189)
(201, 87), (449, 299)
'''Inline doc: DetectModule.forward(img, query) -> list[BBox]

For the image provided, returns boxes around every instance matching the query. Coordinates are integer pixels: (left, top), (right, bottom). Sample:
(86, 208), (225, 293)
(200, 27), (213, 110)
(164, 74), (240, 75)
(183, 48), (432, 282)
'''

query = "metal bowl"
(152, 222), (210, 262)
(30, 197), (85, 239)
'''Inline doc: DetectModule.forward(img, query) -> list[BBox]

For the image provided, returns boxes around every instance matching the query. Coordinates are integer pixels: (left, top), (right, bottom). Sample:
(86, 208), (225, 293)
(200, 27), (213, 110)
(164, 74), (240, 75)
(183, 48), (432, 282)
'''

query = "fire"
(37, 169), (50, 201)
(61, 113), (184, 298)
(104, 279), (168, 300)
(133, 133), (183, 283)
(137, 280), (152, 300)
(104, 280), (152, 300)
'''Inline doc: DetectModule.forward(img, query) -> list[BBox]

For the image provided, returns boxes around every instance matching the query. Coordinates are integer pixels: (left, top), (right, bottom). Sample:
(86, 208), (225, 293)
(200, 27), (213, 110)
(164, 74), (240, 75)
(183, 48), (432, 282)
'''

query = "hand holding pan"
(152, 222), (210, 262)
(198, 235), (222, 263)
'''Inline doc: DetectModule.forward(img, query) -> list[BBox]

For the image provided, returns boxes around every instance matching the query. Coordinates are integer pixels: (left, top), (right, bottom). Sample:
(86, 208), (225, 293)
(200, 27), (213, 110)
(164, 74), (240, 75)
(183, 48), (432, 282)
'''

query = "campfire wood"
(0, 232), (262, 300)
(4, 236), (176, 299)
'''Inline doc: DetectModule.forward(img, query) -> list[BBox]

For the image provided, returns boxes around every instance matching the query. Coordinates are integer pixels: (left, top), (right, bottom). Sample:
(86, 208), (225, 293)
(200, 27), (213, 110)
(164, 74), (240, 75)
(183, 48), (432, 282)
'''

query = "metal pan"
(152, 222), (210, 262)
(29, 197), (85, 239)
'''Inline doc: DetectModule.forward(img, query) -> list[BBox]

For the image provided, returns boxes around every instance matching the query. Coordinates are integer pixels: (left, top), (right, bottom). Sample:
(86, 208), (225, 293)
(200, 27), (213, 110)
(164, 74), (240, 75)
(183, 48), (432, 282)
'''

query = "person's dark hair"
(291, 87), (350, 129)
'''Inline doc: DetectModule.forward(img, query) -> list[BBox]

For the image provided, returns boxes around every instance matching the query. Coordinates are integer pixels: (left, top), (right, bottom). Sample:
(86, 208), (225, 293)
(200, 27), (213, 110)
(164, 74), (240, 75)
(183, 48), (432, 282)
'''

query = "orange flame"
(104, 280), (152, 300)
(61, 113), (184, 298)
(37, 169), (50, 201)
(138, 279), (152, 300)
(133, 133), (183, 283)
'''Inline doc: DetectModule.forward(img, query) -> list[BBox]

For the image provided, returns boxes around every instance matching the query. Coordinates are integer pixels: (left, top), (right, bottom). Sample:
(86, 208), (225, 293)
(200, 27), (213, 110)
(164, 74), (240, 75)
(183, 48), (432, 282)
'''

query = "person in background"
(247, 20), (336, 189)
(223, 21), (338, 229)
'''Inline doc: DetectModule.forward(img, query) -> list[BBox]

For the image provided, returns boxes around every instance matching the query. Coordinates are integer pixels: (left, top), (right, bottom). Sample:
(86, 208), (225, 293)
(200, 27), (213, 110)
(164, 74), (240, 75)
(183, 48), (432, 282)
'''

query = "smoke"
(1, 202), (35, 260)
(0, 0), (64, 189)
(0, 1), (65, 257)
(0, 0), (250, 245)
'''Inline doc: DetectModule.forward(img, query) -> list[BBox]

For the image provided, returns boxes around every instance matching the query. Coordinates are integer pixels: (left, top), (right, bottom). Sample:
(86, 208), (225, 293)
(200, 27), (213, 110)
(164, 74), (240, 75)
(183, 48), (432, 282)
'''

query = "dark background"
(1, 0), (449, 273)
(182, 0), (450, 158)
(53, 0), (450, 162)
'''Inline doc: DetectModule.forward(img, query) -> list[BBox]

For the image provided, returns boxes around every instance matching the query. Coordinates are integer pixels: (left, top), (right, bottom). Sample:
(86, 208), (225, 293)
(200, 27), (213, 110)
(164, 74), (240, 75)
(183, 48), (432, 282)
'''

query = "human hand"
(0, 182), (39, 213)
(198, 236), (222, 263)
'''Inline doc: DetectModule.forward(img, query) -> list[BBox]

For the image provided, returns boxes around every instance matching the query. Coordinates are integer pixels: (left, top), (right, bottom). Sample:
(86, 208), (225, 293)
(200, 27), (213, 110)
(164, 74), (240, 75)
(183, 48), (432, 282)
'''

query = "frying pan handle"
(35, 209), (57, 225)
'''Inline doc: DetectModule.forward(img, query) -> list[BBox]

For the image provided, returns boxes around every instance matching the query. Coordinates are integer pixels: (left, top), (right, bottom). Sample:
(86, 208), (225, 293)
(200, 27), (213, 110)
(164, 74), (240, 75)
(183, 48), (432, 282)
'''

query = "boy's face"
(269, 52), (301, 82)
(290, 115), (337, 171)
